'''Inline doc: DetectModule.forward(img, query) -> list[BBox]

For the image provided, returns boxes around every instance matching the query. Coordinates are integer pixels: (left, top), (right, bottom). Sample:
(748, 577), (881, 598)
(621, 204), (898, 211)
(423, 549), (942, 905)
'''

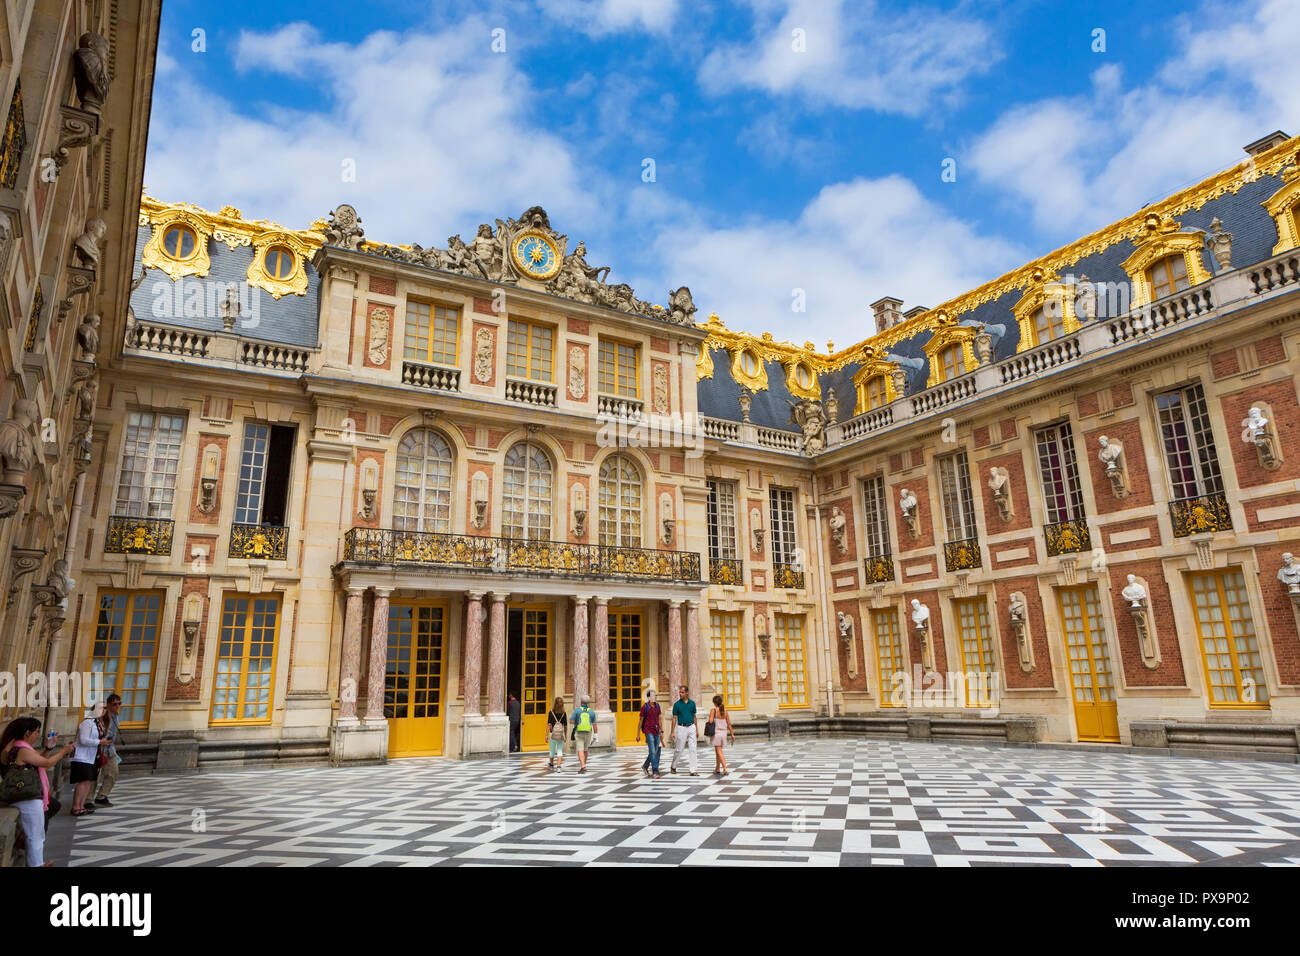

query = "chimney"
(870, 296), (903, 334)
(1244, 130), (1290, 156)
(903, 306), (929, 321)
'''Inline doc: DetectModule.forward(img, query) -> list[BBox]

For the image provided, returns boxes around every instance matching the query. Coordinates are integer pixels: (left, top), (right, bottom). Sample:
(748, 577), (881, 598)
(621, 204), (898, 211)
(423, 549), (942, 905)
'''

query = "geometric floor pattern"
(65, 739), (1300, 867)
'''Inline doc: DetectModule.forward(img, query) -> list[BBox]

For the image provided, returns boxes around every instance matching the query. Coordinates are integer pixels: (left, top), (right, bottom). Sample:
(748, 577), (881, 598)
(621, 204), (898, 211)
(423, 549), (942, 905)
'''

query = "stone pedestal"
(906, 716), (932, 740)
(1004, 715), (1046, 743)
(767, 716), (790, 739)
(462, 713), (509, 759)
(592, 710), (617, 750)
(1130, 720), (1169, 749)
(155, 731), (200, 772)
(329, 717), (388, 765)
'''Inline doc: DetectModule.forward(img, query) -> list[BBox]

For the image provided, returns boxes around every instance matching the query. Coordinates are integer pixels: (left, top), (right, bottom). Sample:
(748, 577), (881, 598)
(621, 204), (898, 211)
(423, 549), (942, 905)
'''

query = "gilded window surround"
(246, 230), (313, 298)
(1012, 268), (1080, 351)
(782, 356), (820, 400)
(1120, 214), (1210, 308)
(851, 350), (899, 414)
(1261, 158), (1300, 255)
(922, 313), (978, 386)
(140, 208), (213, 281)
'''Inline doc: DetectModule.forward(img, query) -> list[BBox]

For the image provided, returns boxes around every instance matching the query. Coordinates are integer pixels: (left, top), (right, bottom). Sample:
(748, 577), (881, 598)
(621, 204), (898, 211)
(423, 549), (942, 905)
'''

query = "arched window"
(502, 442), (552, 540)
(598, 454), (642, 548)
(393, 428), (453, 533)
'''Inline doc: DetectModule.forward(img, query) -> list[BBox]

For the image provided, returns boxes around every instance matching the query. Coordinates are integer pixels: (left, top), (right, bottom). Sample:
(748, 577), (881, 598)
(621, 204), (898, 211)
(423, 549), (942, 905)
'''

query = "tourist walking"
(546, 697), (567, 771)
(506, 692), (521, 753)
(1, 717), (75, 866)
(708, 695), (736, 775)
(669, 685), (698, 776)
(570, 694), (597, 772)
(636, 689), (663, 778)
(70, 702), (111, 817)
(93, 693), (123, 807)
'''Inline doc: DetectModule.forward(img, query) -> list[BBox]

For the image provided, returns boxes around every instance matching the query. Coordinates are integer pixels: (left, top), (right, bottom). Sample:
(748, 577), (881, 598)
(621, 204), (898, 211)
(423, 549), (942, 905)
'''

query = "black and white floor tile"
(63, 740), (1300, 867)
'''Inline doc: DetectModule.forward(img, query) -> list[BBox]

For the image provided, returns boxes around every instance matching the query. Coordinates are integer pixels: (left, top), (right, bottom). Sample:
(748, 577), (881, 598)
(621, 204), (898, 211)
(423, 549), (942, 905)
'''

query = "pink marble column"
(572, 597), (589, 704)
(463, 591), (484, 717)
(685, 599), (701, 697)
(339, 587), (364, 720)
(592, 597), (610, 711)
(487, 592), (508, 715)
(364, 588), (391, 720)
(667, 599), (683, 693)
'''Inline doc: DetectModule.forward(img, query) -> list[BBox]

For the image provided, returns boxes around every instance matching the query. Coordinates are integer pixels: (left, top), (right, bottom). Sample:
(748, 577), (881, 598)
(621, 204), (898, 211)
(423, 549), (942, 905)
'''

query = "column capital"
(684, 598), (700, 609)
(488, 591), (510, 604)
(346, 586), (365, 597)
(667, 598), (683, 608)
(573, 594), (593, 605)
(371, 586), (392, 599)
(592, 596), (610, 606)
(466, 590), (486, 601)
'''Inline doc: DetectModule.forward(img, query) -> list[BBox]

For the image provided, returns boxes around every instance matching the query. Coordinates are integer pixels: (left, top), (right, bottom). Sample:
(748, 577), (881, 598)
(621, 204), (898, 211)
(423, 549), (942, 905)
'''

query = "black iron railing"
(1044, 517), (1091, 556)
(104, 515), (174, 556)
(1169, 493), (1232, 538)
(772, 562), (805, 589)
(943, 537), (982, 572)
(863, 554), (895, 584)
(709, 557), (744, 586)
(229, 523), (289, 560)
(341, 528), (702, 582)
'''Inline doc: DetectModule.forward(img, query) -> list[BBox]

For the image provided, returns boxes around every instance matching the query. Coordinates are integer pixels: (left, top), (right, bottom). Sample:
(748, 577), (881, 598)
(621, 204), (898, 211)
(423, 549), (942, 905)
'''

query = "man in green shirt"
(669, 685), (698, 775)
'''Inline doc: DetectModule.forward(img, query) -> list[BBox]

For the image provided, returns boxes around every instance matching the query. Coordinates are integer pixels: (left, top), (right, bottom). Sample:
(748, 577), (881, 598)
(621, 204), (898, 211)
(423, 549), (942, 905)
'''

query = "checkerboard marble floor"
(63, 739), (1300, 866)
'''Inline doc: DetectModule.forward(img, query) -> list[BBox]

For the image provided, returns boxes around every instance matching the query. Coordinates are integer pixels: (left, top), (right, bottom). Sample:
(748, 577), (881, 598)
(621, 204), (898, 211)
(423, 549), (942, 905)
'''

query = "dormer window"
(1120, 214), (1210, 307)
(939, 343), (964, 380)
(1034, 305), (1065, 344)
(921, 312), (978, 386)
(1013, 268), (1078, 351)
(859, 374), (887, 412)
(162, 224), (199, 260)
(1260, 155), (1300, 254)
(264, 245), (296, 280)
(1146, 254), (1189, 300)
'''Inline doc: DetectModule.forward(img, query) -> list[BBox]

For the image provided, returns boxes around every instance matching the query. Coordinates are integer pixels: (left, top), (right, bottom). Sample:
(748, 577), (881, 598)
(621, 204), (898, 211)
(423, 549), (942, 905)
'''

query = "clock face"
(511, 231), (561, 281)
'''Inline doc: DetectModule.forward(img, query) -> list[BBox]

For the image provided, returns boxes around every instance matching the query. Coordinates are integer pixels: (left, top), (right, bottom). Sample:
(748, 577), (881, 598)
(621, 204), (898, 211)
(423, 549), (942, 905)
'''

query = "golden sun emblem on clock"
(511, 230), (561, 281)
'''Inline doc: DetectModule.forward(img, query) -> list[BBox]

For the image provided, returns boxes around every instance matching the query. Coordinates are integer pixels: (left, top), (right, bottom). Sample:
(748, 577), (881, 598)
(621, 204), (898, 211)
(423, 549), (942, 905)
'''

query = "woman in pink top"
(1, 717), (75, 867)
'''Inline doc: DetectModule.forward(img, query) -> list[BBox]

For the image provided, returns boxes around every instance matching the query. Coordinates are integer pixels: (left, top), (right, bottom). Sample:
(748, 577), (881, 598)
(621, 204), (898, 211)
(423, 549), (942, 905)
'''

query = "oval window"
(740, 350), (759, 376)
(795, 363), (813, 388)
(161, 224), (198, 260)
(264, 245), (296, 280)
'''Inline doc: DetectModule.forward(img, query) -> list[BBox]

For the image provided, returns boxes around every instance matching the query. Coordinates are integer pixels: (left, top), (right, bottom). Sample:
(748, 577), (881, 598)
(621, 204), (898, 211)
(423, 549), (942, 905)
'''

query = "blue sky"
(144, 0), (1299, 345)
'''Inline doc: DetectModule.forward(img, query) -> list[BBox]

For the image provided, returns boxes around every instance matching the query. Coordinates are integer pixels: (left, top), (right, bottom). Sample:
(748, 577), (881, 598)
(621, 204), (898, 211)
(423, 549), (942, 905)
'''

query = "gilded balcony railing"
(104, 515), (174, 556)
(863, 554), (895, 584)
(709, 557), (744, 586)
(1169, 493), (1232, 538)
(772, 562), (805, 589)
(1044, 517), (1091, 556)
(229, 523), (289, 560)
(943, 537), (982, 572)
(341, 528), (702, 582)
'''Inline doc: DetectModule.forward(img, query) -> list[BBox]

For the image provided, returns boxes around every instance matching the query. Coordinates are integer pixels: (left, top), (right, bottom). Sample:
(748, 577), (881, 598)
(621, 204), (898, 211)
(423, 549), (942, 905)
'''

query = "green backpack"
(575, 707), (593, 733)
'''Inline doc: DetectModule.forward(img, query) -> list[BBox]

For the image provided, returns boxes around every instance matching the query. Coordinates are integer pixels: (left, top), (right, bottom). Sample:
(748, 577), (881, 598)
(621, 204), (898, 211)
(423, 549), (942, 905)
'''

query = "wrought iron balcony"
(1169, 493), (1232, 538)
(772, 562), (805, 589)
(104, 515), (174, 556)
(943, 537), (982, 572)
(229, 523), (289, 560)
(709, 557), (744, 586)
(341, 528), (702, 583)
(1044, 517), (1091, 556)
(863, 554), (895, 584)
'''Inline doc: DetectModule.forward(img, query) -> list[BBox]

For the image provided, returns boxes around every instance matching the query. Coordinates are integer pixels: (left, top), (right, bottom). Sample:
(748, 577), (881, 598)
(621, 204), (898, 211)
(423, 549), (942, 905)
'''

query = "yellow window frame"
(709, 611), (746, 710)
(1189, 569), (1270, 709)
(505, 318), (555, 382)
(209, 592), (282, 726)
(403, 300), (460, 367)
(87, 589), (164, 729)
(871, 608), (905, 707)
(954, 597), (997, 707)
(773, 613), (808, 708)
(598, 338), (640, 397)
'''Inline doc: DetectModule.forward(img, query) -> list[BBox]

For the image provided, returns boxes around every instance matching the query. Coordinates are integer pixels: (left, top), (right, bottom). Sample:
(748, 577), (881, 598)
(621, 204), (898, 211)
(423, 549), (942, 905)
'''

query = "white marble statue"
(910, 599), (930, 629)
(1122, 573), (1148, 608)
(899, 488), (917, 517)
(1278, 553), (1300, 592)
(1241, 407), (1269, 443)
(1098, 435), (1123, 474)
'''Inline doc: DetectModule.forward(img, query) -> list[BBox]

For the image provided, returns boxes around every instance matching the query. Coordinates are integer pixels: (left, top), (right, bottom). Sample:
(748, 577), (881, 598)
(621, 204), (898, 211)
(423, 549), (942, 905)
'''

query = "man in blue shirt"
(669, 685), (698, 775)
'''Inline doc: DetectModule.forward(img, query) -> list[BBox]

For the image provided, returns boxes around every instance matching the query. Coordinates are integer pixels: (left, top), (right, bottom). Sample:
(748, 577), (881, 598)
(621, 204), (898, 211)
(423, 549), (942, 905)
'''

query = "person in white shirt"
(70, 701), (111, 817)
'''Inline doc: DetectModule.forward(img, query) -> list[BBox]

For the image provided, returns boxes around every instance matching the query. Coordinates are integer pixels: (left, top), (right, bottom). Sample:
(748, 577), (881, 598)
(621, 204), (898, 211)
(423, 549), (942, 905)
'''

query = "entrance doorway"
(506, 605), (551, 751)
(608, 608), (644, 746)
(1057, 585), (1120, 742)
(384, 600), (447, 757)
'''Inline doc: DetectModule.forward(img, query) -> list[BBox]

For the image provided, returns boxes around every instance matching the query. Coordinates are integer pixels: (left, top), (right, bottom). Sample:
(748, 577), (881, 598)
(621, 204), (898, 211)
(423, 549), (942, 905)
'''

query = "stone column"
(572, 596), (589, 704)
(364, 588), (391, 720)
(487, 592), (508, 715)
(592, 597), (610, 711)
(463, 591), (485, 717)
(685, 599), (701, 697)
(667, 599), (683, 693)
(338, 587), (364, 720)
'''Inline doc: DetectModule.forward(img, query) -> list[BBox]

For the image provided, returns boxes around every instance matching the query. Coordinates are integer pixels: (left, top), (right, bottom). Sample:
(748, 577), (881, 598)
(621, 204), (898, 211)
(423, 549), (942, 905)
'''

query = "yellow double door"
(1057, 586), (1120, 742)
(608, 609), (645, 747)
(385, 601), (447, 757)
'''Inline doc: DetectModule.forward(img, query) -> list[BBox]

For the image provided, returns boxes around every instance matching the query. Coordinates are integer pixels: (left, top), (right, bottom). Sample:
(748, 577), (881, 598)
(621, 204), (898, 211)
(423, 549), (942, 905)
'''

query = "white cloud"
(698, 0), (998, 116)
(537, 0), (679, 37)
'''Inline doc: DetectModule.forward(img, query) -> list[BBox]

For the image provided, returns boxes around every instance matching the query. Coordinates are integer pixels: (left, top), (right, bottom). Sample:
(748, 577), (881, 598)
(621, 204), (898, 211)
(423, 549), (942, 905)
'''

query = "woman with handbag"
(707, 695), (736, 776)
(1, 717), (75, 866)
(546, 697), (567, 772)
(70, 703), (111, 817)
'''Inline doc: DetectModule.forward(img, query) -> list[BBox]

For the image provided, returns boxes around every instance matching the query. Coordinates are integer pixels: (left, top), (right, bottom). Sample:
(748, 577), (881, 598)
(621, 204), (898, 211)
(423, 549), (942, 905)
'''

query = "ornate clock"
(510, 230), (561, 281)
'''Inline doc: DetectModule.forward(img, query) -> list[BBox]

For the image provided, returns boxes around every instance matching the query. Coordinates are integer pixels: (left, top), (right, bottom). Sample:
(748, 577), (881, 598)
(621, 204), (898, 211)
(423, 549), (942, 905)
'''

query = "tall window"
(1189, 570), (1268, 708)
(768, 487), (798, 564)
(709, 611), (745, 709)
(234, 423), (295, 526)
(211, 594), (279, 724)
(861, 475), (891, 558)
(403, 301), (459, 366)
(90, 591), (161, 727)
(773, 613), (807, 707)
(939, 343), (965, 381)
(858, 374), (888, 412)
(706, 479), (738, 560)
(114, 411), (185, 518)
(598, 339), (639, 397)
(505, 319), (554, 382)
(393, 428), (453, 533)
(954, 598), (996, 707)
(938, 450), (978, 540)
(502, 442), (552, 540)
(598, 454), (642, 547)
(1147, 254), (1189, 300)
(1156, 383), (1223, 500)
(1034, 304), (1066, 345)
(1035, 422), (1085, 523)
(871, 608), (904, 707)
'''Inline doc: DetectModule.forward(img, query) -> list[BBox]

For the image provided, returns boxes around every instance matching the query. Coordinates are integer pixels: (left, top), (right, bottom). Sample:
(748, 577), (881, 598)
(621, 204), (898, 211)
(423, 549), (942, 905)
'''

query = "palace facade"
(6, 123), (1300, 766)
